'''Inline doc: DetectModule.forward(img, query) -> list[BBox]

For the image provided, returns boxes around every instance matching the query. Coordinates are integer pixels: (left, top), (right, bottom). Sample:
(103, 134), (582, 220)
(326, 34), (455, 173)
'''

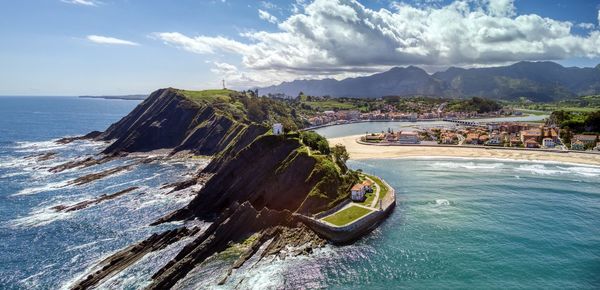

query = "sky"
(2, 0), (600, 96)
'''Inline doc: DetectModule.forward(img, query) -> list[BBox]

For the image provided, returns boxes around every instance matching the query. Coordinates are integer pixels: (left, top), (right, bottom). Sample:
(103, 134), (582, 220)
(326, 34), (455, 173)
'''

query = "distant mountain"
(259, 61), (600, 101)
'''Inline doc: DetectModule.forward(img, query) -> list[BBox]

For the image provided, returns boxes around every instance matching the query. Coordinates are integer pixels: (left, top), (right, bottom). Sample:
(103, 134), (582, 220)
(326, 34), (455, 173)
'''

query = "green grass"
(303, 100), (358, 111)
(360, 191), (376, 206)
(322, 205), (373, 226)
(366, 174), (389, 200)
(178, 89), (235, 104)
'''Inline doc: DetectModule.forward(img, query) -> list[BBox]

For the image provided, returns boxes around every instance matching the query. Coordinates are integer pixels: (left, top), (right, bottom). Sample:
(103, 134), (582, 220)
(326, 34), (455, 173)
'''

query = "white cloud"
(62, 0), (98, 6)
(578, 22), (595, 30)
(155, 0), (600, 86)
(258, 9), (278, 24)
(86, 35), (139, 46)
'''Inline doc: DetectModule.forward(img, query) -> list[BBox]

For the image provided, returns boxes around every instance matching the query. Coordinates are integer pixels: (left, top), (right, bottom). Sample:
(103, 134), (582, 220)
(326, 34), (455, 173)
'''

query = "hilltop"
(259, 61), (600, 101)
(69, 88), (368, 289)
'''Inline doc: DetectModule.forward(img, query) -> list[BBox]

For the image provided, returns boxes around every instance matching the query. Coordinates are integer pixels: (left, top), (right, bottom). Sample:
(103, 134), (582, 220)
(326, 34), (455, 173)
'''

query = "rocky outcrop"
(68, 88), (362, 289)
(52, 187), (139, 212)
(70, 226), (200, 290)
(94, 88), (268, 156)
(157, 134), (356, 225)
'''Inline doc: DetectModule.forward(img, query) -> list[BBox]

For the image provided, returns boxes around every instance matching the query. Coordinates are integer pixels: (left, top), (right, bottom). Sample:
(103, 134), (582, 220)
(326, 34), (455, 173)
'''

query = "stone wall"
(296, 183), (396, 245)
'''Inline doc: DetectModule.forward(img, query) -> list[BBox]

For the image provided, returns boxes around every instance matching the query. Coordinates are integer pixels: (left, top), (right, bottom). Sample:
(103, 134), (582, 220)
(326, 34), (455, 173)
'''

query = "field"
(322, 205), (373, 226)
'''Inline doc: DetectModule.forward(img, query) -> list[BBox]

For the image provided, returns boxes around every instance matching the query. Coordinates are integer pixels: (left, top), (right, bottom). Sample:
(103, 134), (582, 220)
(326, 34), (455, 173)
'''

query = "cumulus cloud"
(155, 0), (600, 85)
(87, 35), (139, 46)
(258, 9), (278, 24)
(578, 22), (595, 30)
(62, 0), (98, 6)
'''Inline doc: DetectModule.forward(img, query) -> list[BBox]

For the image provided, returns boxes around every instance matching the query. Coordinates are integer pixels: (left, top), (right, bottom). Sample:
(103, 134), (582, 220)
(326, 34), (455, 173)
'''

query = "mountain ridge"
(259, 61), (600, 101)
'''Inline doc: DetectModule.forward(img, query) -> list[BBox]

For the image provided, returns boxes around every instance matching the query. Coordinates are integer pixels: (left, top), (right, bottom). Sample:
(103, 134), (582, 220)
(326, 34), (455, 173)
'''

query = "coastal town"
(359, 121), (600, 152)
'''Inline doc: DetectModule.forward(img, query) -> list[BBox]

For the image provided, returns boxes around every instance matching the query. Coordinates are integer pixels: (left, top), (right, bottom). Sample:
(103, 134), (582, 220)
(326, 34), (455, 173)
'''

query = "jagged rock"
(70, 227), (200, 290)
(52, 187), (138, 212)
(55, 131), (102, 144)
(49, 155), (119, 173)
(25, 152), (57, 162)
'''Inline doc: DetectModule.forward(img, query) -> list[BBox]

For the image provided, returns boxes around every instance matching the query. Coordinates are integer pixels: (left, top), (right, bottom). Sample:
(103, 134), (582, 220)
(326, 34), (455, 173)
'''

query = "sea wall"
(296, 180), (396, 245)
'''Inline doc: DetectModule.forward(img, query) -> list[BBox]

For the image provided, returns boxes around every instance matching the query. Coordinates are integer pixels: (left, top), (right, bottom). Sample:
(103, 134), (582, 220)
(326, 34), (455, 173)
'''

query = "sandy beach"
(328, 135), (600, 166)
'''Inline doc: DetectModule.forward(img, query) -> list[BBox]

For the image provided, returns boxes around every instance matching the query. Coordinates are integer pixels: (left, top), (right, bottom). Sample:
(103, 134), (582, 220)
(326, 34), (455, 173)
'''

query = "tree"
(317, 139), (330, 155)
(332, 144), (349, 164)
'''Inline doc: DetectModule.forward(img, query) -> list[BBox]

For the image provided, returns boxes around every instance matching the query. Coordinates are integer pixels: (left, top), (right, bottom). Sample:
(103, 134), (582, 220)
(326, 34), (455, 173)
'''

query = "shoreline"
(328, 134), (600, 166)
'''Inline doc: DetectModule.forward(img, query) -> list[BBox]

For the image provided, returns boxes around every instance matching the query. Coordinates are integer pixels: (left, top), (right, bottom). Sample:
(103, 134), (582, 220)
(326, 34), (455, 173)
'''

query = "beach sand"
(328, 135), (600, 166)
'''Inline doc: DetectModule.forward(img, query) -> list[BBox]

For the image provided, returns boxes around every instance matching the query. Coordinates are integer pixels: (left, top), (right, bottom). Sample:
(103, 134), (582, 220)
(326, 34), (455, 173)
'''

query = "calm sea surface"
(0, 97), (598, 289)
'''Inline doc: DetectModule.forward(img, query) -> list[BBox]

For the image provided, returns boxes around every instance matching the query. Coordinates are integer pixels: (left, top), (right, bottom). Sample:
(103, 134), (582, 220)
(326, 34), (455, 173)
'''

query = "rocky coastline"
(46, 88), (393, 289)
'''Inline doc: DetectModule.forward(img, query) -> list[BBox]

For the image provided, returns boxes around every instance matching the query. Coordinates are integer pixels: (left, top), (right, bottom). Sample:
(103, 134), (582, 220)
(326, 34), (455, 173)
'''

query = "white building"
(350, 184), (366, 201)
(399, 131), (420, 144)
(273, 123), (283, 135)
(542, 138), (555, 148)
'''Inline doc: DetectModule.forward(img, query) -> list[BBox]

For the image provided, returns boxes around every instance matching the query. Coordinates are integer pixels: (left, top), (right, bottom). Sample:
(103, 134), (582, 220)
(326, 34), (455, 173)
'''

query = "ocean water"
(0, 97), (206, 289)
(313, 114), (547, 139)
(0, 97), (598, 289)
(231, 159), (600, 289)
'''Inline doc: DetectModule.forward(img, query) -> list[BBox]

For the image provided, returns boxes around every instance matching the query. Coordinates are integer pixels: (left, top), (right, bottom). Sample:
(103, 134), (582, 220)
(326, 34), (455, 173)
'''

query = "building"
(362, 180), (373, 192)
(571, 140), (586, 151)
(542, 138), (555, 148)
(272, 123), (283, 135)
(399, 131), (419, 144)
(465, 133), (481, 145)
(520, 129), (542, 144)
(510, 136), (522, 147)
(365, 133), (384, 142)
(524, 138), (540, 148)
(350, 184), (366, 201)
(487, 134), (502, 146)
(573, 135), (598, 147)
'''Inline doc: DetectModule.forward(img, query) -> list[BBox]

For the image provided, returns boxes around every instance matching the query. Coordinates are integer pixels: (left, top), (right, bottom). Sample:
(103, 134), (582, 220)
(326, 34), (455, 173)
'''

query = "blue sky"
(1, 0), (600, 95)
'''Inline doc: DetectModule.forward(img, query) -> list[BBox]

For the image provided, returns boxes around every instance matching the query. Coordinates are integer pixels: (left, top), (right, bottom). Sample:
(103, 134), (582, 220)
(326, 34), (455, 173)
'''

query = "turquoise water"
(313, 114), (547, 139)
(0, 97), (597, 289)
(269, 159), (600, 289)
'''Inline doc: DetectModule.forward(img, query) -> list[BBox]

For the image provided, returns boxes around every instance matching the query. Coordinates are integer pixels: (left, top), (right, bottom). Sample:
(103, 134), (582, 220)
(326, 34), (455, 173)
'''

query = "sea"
(1, 96), (599, 289)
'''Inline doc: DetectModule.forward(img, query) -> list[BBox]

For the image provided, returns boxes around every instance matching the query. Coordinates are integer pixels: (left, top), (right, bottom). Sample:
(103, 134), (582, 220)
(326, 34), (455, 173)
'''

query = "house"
(362, 180), (373, 193)
(487, 134), (502, 146)
(350, 184), (366, 201)
(542, 138), (555, 148)
(399, 131), (420, 144)
(465, 133), (480, 145)
(573, 135), (598, 147)
(365, 133), (384, 142)
(510, 136), (522, 147)
(571, 140), (586, 151)
(524, 138), (540, 148)
(520, 129), (542, 143)
(272, 123), (283, 135)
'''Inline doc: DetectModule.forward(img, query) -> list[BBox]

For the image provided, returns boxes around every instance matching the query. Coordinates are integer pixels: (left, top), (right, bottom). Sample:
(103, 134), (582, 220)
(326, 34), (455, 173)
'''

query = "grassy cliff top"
(175, 88), (308, 129)
(178, 89), (237, 104)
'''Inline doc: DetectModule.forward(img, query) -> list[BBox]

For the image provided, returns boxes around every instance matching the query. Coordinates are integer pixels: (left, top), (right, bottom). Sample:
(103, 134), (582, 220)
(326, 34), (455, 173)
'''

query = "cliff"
(96, 88), (269, 155)
(70, 88), (361, 289)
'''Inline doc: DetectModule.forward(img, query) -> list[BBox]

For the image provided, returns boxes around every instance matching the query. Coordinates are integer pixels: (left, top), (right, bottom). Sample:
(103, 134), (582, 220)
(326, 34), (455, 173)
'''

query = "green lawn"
(367, 174), (389, 200)
(178, 89), (235, 104)
(322, 205), (373, 226)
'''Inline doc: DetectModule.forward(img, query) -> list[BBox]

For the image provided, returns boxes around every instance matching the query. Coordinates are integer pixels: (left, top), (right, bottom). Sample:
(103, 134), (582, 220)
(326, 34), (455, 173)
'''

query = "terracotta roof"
(362, 180), (373, 186)
(351, 184), (365, 191)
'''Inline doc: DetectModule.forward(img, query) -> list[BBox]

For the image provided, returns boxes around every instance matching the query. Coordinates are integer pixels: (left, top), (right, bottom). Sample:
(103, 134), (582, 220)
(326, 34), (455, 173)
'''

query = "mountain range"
(259, 61), (600, 101)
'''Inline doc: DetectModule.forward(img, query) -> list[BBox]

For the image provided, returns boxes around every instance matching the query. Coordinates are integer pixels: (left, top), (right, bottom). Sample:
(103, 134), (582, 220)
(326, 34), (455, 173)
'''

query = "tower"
(222, 79), (226, 90)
